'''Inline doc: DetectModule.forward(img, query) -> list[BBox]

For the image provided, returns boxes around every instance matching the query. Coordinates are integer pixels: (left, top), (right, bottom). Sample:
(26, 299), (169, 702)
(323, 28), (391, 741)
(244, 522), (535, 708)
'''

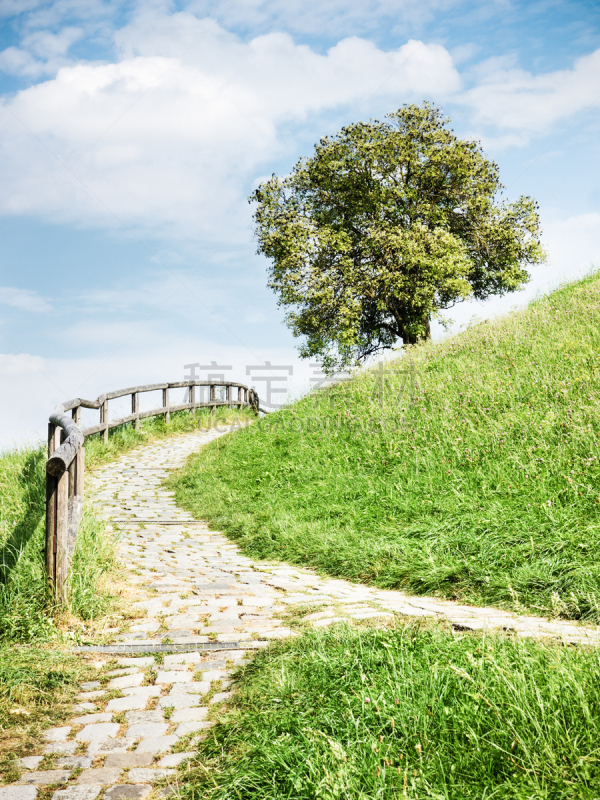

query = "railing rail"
(46, 379), (259, 600)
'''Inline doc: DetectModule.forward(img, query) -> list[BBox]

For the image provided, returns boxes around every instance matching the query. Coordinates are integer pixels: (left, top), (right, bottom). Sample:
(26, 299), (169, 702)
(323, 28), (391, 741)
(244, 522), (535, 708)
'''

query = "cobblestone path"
(4, 424), (600, 800)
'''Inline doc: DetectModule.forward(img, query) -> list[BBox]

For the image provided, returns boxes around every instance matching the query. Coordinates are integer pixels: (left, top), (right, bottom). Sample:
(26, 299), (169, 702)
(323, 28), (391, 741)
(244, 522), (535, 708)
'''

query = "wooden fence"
(46, 380), (259, 600)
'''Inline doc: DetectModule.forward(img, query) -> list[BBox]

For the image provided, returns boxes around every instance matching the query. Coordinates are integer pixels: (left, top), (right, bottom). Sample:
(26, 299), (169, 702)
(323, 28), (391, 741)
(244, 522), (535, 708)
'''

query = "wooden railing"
(46, 380), (259, 600)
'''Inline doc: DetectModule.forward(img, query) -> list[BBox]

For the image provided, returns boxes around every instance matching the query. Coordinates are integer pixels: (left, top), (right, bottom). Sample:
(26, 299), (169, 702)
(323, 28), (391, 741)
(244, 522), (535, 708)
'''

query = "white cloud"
(0, 10), (459, 240)
(463, 48), (600, 137)
(0, 27), (83, 77)
(0, 287), (52, 312)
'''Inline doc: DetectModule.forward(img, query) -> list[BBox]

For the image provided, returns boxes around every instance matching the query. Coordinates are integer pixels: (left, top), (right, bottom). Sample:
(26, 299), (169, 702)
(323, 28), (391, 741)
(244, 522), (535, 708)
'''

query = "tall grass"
(185, 623), (600, 799)
(172, 273), (600, 621)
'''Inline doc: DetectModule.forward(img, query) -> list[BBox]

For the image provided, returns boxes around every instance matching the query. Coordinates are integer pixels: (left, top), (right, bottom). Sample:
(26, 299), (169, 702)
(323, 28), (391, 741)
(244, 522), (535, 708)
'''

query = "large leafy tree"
(251, 103), (545, 370)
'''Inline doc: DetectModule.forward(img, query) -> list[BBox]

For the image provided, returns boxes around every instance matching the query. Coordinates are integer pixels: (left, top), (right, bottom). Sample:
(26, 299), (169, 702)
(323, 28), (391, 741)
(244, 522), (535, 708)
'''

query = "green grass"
(184, 623), (600, 799)
(172, 272), (600, 622)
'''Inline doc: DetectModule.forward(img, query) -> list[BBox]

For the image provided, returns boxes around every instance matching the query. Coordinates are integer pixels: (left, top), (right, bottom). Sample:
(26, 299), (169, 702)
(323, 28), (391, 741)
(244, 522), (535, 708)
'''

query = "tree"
(250, 103), (546, 371)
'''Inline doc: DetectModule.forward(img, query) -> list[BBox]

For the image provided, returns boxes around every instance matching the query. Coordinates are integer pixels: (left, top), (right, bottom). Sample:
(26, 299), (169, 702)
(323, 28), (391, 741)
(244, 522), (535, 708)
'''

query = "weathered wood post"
(189, 383), (195, 412)
(46, 405), (86, 602)
(45, 422), (60, 594)
(226, 384), (231, 408)
(163, 387), (170, 423)
(132, 391), (140, 431)
(210, 384), (216, 419)
(100, 397), (109, 443)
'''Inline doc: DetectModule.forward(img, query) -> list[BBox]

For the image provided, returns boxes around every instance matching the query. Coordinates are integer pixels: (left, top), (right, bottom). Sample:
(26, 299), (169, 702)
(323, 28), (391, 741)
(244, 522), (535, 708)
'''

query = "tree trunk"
(400, 313), (431, 345)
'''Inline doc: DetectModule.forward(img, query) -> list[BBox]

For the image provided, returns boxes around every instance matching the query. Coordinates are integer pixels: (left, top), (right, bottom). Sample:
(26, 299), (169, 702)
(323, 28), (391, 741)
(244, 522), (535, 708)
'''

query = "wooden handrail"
(45, 379), (259, 600)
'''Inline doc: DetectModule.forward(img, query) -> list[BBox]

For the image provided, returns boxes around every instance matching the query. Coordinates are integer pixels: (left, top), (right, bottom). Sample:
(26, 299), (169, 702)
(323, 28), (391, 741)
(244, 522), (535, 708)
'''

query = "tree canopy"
(251, 103), (545, 370)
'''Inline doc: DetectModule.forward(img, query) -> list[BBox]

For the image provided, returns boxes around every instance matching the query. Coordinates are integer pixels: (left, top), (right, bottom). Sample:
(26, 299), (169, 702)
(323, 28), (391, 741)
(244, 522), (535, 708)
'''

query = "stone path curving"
(4, 423), (600, 800)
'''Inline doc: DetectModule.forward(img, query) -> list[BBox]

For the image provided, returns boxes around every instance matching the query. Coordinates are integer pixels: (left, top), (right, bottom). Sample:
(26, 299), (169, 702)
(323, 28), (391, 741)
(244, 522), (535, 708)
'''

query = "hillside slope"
(173, 273), (600, 621)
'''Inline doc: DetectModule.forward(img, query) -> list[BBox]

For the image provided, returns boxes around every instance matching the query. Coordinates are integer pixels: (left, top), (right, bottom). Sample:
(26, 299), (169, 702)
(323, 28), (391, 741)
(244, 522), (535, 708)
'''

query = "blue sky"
(0, 0), (599, 448)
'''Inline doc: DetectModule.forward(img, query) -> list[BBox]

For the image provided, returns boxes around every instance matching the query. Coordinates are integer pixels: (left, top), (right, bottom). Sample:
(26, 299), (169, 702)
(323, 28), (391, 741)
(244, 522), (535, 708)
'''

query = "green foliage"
(185, 625), (600, 799)
(172, 273), (600, 621)
(251, 103), (545, 369)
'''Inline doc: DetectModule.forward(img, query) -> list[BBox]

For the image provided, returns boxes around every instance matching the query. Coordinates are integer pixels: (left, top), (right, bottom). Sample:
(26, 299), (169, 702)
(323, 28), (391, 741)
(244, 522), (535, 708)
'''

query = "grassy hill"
(172, 273), (600, 622)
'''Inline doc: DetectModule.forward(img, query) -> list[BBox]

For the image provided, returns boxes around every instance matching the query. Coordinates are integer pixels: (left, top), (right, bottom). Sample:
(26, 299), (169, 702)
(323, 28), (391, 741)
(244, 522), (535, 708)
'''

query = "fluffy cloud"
(0, 10), (460, 239)
(463, 48), (600, 137)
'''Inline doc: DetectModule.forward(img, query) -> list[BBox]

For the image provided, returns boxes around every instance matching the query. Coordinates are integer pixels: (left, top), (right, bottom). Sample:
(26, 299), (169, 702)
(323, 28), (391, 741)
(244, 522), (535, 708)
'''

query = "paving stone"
(154, 671), (192, 685)
(43, 727), (71, 743)
(103, 755), (153, 770)
(86, 740), (129, 757)
(157, 752), (195, 768)
(43, 743), (78, 756)
(17, 771), (71, 785)
(312, 617), (351, 628)
(18, 758), (43, 770)
(169, 681), (210, 695)
(174, 721), (213, 736)
(157, 693), (200, 710)
(107, 674), (144, 690)
(0, 788), (38, 800)
(200, 670), (227, 682)
(55, 758), (93, 770)
(135, 736), (178, 755)
(170, 707), (208, 723)
(70, 713), (113, 726)
(105, 696), (147, 713)
(116, 658), (155, 668)
(126, 770), (175, 783)
(125, 723), (168, 739)
(163, 653), (200, 667)
(52, 787), (102, 800)
(75, 770), (122, 786)
(209, 692), (232, 704)
(103, 786), (151, 800)
(123, 711), (164, 724)
(73, 704), (98, 714)
(76, 692), (106, 701)
(80, 682), (101, 691)
(105, 668), (140, 677)
(76, 724), (120, 742)
(120, 687), (161, 699)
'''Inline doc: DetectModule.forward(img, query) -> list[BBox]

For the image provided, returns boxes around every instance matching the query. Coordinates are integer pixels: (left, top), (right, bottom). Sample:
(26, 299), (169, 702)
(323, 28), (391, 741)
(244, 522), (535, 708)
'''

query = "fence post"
(45, 423), (69, 601)
(210, 384), (216, 419)
(100, 398), (109, 443)
(163, 387), (170, 423)
(45, 423), (58, 590)
(189, 384), (195, 411)
(132, 392), (140, 431)
(226, 384), (231, 408)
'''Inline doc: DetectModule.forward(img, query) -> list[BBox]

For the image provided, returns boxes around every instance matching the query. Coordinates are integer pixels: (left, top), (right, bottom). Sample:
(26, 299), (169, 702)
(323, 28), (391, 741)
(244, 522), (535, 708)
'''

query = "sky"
(0, 0), (599, 449)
